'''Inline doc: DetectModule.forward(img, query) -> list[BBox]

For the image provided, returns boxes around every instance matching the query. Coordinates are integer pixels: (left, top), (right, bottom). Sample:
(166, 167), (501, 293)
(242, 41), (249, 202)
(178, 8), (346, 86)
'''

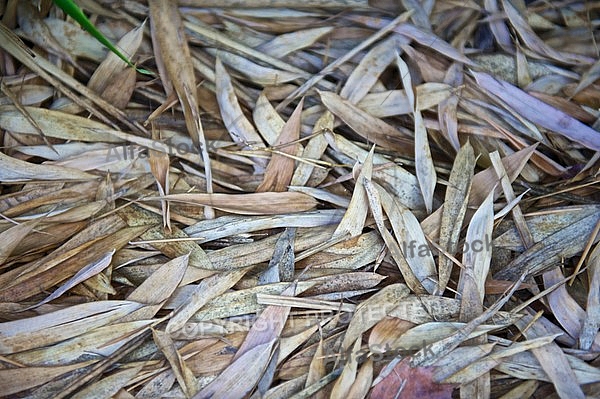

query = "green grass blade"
(52, 0), (153, 75)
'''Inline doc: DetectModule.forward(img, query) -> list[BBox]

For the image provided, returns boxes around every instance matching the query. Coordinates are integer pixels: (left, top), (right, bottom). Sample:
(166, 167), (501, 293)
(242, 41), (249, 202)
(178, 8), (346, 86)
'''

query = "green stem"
(52, 0), (153, 75)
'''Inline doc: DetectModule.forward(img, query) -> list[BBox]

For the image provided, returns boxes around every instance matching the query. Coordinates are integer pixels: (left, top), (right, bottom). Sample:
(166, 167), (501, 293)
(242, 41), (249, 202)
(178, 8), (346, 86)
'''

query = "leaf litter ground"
(0, 1), (599, 398)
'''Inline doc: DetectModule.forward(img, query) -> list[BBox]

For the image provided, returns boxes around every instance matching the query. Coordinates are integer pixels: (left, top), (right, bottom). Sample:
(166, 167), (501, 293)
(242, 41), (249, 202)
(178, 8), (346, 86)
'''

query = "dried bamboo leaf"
(572, 59), (600, 97)
(153, 329), (198, 398)
(88, 22), (145, 93)
(0, 301), (142, 354)
(44, 17), (106, 60)
(215, 57), (266, 155)
(9, 320), (153, 366)
(194, 340), (277, 399)
(515, 311), (585, 399)
(211, 50), (304, 85)
(123, 254), (189, 321)
(378, 186), (438, 293)
(24, 249), (115, 311)
(0, 105), (119, 142)
(0, 150), (97, 182)
(348, 15), (474, 64)
(346, 358), (372, 399)
(581, 244), (600, 350)
(319, 90), (414, 155)
(257, 27), (333, 56)
(496, 350), (600, 384)
(422, 145), (536, 240)
(1, 2), (599, 396)
(495, 210), (600, 280)
(340, 36), (403, 104)
(166, 268), (247, 334)
(149, 0), (214, 217)
(184, 210), (342, 243)
(0, 361), (95, 396)
(396, 50), (436, 214)
(16, 2), (79, 69)
(387, 296), (461, 324)
(332, 133), (423, 209)
(542, 267), (591, 345)
(171, 282), (314, 321)
(472, 71), (600, 151)
(146, 192), (317, 215)
(330, 337), (361, 399)
(257, 98), (303, 192)
(290, 111), (332, 186)
(330, 147), (373, 242)
(254, 92), (286, 146)
(438, 142), (474, 293)
(438, 63), (463, 150)
(459, 190), (495, 318)
(437, 335), (558, 383)
(501, 0), (593, 65)
(341, 283), (410, 350)
(305, 339), (327, 399)
(0, 219), (41, 265)
(357, 83), (452, 118)
(0, 225), (149, 302)
(414, 107), (436, 214)
(117, 205), (214, 276)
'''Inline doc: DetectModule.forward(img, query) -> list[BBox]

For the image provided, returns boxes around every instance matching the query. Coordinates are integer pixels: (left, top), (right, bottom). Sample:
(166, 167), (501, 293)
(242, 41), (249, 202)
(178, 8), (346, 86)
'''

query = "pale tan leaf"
(515, 311), (585, 399)
(346, 357), (373, 399)
(440, 335), (559, 384)
(330, 337), (361, 399)
(330, 147), (374, 242)
(254, 92), (285, 146)
(472, 71), (600, 151)
(88, 22), (145, 93)
(149, 0), (214, 217)
(25, 249), (115, 310)
(9, 320), (153, 366)
(340, 36), (403, 104)
(0, 361), (95, 396)
(438, 141), (474, 293)
(358, 84), (453, 118)
(215, 57), (266, 155)
(70, 364), (143, 399)
(257, 98), (303, 192)
(0, 105), (119, 143)
(234, 283), (295, 362)
(257, 27), (333, 57)
(0, 150), (97, 182)
(123, 254), (189, 321)
(572, 59), (600, 96)
(501, 0), (593, 65)
(341, 283), (410, 351)
(211, 50), (304, 85)
(305, 340), (327, 399)
(153, 329), (198, 398)
(438, 63), (462, 150)
(459, 189), (495, 316)
(193, 339), (276, 399)
(0, 219), (41, 265)
(378, 187), (438, 294)
(581, 243), (600, 350)
(414, 108), (436, 214)
(387, 296), (461, 324)
(495, 209), (600, 280)
(145, 192), (317, 215)
(319, 90), (414, 156)
(0, 301), (142, 354)
(166, 268), (247, 334)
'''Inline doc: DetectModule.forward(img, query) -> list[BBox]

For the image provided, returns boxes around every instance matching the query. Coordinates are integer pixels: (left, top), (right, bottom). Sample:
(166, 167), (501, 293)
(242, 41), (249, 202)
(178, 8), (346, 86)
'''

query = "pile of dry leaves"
(0, 0), (599, 397)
